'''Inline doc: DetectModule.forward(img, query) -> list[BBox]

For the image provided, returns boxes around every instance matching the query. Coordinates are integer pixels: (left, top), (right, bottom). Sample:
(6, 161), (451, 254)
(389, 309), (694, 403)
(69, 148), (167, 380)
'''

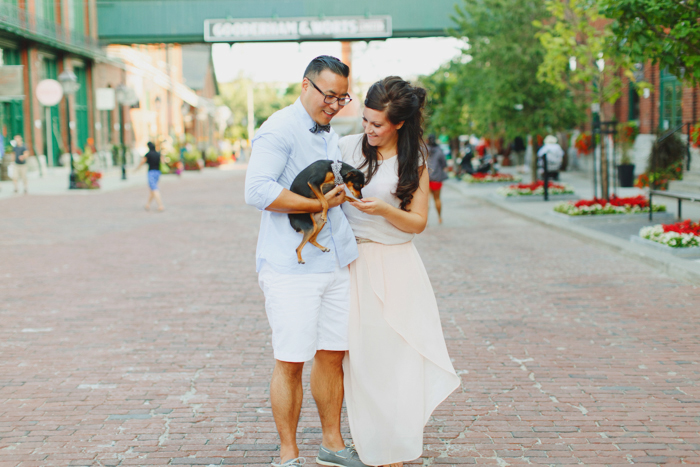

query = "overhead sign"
(36, 79), (63, 106)
(0, 66), (24, 101)
(204, 16), (392, 42)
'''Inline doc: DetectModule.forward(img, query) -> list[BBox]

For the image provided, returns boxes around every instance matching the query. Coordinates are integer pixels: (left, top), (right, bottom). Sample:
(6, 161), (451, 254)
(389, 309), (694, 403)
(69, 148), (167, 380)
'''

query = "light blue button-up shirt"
(244, 98), (358, 274)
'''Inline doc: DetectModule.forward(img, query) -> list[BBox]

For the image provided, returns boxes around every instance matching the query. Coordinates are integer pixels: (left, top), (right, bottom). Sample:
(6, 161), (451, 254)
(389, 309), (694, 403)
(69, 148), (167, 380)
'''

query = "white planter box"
(550, 211), (676, 223)
(630, 235), (700, 259)
(498, 193), (578, 202)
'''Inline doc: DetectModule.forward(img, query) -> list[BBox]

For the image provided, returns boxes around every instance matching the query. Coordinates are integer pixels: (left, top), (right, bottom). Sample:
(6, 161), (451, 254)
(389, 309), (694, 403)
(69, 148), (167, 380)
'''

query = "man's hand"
(325, 184), (346, 209)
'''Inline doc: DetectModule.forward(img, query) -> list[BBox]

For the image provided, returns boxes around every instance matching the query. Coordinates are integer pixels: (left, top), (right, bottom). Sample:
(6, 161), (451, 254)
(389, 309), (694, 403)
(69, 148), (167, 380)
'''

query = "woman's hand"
(349, 197), (389, 216)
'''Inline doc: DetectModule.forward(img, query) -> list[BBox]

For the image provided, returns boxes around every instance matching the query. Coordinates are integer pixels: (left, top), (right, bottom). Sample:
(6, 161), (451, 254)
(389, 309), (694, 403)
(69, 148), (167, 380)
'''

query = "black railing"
(658, 122), (692, 172)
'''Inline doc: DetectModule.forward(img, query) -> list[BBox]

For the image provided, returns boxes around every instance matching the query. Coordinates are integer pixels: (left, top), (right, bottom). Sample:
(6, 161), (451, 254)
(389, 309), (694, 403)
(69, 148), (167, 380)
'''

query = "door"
(74, 66), (88, 151)
(660, 70), (683, 130)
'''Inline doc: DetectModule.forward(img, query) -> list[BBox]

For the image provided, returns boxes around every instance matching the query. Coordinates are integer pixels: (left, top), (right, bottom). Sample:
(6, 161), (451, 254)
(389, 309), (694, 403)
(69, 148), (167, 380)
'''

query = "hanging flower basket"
(554, 195), (666, 216)
(575, 132), (593, 155)
(497, 180), (574, 197)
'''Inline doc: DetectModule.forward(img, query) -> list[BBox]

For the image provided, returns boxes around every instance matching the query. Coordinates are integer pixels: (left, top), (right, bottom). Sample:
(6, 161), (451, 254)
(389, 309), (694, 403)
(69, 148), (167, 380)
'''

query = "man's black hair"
(303, 55), (350, 79)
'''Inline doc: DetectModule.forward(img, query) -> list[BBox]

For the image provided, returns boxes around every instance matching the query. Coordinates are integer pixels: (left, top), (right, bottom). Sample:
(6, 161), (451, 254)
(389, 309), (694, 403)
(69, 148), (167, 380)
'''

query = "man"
(244, 56), (367, 467)
(537, 135), (565, 181)
(13, 135), (29, 194)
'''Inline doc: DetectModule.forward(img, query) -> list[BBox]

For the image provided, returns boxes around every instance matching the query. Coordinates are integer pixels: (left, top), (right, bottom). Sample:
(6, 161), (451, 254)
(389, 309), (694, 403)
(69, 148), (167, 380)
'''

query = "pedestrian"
(512, 135), (526, 172)
(537, 135), (565, 181)
(426, 134), (447, 224)
(458, 141), (474, 177)
(12, 135), (29, 194)
(339, 76), (460, 467)
(135, 142), (164, 211)
(244, 56), (366, 467)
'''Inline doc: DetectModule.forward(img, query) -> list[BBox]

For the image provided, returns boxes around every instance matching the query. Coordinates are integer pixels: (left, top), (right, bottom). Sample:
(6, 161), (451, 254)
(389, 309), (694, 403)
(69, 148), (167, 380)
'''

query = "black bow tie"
(310, 122), (331, 134)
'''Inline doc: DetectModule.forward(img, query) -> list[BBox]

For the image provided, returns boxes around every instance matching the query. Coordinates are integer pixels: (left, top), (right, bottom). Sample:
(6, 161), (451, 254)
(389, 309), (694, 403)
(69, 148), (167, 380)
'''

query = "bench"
(649, 190), (700, 221)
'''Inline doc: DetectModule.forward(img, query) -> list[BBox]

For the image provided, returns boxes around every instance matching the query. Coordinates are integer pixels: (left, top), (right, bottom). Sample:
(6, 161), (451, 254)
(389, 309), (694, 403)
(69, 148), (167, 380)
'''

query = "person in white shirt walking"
(537, 135), (565, 181)
(244, 56), (368, 467)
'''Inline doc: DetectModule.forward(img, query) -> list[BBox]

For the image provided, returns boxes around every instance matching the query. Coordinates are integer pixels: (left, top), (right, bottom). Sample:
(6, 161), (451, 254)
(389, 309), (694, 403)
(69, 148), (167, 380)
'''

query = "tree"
(421, 0), (583, 180)
(535, 0), (632, 197)
(420, 60), (471, 157)
(600, 0), (700, 85)
(218, 78), (300, 140)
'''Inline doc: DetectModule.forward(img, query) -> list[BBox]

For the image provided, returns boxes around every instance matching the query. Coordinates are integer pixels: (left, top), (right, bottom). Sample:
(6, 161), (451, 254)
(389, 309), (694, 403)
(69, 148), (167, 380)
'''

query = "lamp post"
(115, 85), (129, 180)
(154, 96), (162, 149)
(58, 70), (80, 189)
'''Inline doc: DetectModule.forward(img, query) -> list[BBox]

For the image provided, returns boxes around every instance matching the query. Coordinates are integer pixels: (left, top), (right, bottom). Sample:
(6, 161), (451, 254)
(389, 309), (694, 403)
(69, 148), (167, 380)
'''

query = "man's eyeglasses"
(306, 78), (352, 106)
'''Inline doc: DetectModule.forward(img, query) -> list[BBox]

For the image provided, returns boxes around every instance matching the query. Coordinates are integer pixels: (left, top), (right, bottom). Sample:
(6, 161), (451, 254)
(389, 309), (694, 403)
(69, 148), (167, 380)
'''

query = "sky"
(212, 37), (465, 84)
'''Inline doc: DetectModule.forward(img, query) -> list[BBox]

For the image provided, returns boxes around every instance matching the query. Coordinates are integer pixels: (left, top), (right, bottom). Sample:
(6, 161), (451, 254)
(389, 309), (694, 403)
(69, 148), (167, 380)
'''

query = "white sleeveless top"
(339, 134), (415, 245)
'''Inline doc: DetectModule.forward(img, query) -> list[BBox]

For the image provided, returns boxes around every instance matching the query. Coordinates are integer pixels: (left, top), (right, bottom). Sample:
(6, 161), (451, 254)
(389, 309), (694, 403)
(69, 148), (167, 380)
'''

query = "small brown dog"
(288, 160), (365, 264)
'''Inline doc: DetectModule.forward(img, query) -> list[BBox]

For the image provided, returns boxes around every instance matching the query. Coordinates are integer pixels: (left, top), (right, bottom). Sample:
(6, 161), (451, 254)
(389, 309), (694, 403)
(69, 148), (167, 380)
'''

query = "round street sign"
(35, 79), (64, 106)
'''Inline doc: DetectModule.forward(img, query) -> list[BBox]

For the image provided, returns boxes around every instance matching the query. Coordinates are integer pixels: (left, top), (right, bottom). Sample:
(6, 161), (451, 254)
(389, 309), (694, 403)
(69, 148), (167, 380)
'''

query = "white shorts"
(258, 261), (350, 362)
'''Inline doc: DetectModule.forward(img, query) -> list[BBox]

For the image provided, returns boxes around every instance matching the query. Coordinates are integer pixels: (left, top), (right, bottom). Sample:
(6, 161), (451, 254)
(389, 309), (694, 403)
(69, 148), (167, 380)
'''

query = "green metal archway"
(97, 0), (461, 44)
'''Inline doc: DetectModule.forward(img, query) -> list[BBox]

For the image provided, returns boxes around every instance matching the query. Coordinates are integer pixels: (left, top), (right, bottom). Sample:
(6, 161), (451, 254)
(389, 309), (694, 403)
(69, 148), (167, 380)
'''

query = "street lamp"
(115, 85), (130, 180)
(154, 96), (162, 148)
(58, 70), (80, 189)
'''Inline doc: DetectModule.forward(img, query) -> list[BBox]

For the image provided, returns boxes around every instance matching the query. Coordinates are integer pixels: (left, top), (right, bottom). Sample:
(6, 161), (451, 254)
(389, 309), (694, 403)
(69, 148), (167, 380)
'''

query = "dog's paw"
(298, 260), (305, 264)
(323, 248), (330, 253)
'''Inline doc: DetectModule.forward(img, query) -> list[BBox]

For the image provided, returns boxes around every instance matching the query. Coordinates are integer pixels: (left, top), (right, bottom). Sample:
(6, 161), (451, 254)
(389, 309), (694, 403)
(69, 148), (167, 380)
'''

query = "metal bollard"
(542, 151), (549, 201)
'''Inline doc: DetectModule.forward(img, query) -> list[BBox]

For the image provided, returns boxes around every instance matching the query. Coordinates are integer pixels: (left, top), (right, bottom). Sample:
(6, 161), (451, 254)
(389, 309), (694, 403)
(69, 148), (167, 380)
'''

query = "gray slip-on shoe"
(272, 457), (306, 467)
(317, 445), (370, 467)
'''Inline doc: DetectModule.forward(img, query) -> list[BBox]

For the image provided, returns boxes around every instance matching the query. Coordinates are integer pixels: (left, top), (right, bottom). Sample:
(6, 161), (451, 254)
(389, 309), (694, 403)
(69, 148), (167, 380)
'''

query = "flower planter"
(551, 211), (674, 223)
(74, 182), (100, 189)
(184, 161), (202, 171)
(498, 193), (578, 203)
(497, 181), (574, 198)
(552, 195), (672, 222)
(617, 164), (635, 187)
(630, 236), (700, 259)
(463, 172), (521, 184)
(75, 170), (102, 189)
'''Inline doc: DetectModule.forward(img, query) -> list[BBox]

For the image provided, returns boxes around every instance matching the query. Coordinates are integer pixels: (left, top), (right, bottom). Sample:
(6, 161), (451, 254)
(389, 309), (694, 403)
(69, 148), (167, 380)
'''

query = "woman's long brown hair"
(359, 76), (427, 211)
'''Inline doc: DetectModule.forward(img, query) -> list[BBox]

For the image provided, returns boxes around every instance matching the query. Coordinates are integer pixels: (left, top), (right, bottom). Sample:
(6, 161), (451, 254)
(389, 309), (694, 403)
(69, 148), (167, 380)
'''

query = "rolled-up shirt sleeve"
(244, 132), (289, 210)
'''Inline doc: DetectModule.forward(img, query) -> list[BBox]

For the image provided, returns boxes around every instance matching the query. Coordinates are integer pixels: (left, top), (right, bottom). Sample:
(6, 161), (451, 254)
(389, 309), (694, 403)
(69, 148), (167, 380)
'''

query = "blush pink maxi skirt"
(343, 241), (460, 466)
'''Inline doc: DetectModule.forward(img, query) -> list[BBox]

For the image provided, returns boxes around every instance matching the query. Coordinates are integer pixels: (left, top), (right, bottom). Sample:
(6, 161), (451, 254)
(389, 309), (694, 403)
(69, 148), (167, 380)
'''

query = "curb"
(446, 180), (700, 285)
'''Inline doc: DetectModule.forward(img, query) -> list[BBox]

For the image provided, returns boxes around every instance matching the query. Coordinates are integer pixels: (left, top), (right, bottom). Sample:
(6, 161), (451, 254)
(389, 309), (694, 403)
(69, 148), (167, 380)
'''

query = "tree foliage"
(218, 79), (300, 139)
(422, 0), (583, 142)
(535, 0), (631, 119)
(600, 0), (700, 85)
(420, 60), (470, 139)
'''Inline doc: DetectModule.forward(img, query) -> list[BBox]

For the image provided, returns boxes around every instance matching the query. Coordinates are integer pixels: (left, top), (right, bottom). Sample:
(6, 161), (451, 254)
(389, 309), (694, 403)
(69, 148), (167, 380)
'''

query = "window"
(68, 0), (85, 36)
(0, 47), (24, 140)
(660, 69), (683, 130)
(74, 66), (88, 151)
(628, 83), (640, 122)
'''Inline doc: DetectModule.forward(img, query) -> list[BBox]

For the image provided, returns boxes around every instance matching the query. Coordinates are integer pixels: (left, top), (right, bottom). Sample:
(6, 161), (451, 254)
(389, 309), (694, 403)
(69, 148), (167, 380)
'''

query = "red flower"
(573, 195), (649, 209)
(509, 180), (566, 191)
(662, 220), (700, 236)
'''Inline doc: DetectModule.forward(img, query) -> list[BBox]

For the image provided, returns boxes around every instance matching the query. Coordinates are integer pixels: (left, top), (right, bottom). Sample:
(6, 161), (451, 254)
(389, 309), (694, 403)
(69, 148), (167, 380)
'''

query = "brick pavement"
(1, 169), (699, 466)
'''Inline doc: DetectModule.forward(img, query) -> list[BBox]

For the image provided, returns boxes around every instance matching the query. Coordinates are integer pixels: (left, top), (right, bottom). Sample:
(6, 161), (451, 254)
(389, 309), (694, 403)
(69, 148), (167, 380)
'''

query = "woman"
(426, 134), (447, 224)
(338, 77), (460, 467)
(135, 142), (165, 211)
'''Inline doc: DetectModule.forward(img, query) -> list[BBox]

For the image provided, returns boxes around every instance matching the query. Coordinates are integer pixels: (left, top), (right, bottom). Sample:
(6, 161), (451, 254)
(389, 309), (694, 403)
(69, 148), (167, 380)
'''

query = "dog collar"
(331, 160), (343, 185)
